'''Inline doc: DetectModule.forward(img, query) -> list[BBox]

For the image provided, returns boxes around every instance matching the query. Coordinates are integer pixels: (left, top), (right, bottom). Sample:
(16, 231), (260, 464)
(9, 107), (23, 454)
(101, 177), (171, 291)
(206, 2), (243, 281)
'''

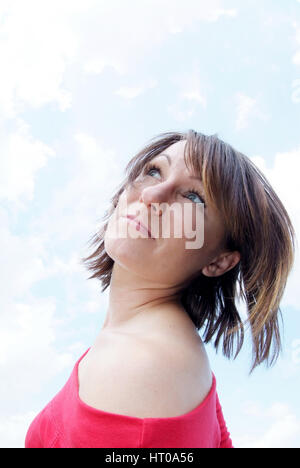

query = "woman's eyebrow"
(156, 153), (202, 182)
(159, 153), (172, 165)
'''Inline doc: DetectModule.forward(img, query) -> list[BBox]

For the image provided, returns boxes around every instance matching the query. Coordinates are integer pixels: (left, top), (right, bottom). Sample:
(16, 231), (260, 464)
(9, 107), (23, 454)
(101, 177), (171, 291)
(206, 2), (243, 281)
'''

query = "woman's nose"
(139, 187), (164, 216)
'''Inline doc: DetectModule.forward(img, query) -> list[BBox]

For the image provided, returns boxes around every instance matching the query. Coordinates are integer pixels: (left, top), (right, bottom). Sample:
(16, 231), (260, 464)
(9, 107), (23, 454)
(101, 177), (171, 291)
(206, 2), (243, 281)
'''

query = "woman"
(25, 130), (295, 448)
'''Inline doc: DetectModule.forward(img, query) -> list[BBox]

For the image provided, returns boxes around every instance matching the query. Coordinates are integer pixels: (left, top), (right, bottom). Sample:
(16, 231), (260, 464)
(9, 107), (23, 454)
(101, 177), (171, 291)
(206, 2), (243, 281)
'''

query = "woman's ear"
(202, 251), (241, 277)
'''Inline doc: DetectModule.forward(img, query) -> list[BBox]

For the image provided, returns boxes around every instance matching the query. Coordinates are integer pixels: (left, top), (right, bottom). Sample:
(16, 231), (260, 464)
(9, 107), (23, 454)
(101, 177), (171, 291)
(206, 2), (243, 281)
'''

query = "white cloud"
(235, 93), (257, 130)
(293, 51), (300, 65)
(213, 8), (238, 19)
(0, 118), (56, 207)
(167, 104), (195, 122)
(250, 148), (300, 310)
(78, 0), (238, 76)
(0, 411), (37, 448)
(0, 208), (80, 426)
(0, 0), (79, 118)
(0, 210), (76, 378)
(115, 86), (145, 100)
(0, 299), (71, 375)
(167, 65), (208, 121)
(235, 92), (269, 131)
(29, 132), (123, 243)
(114, 79), (158, 100)
(292, 20), (300, 66)
(0, 0), (237, 119)
(182, 91), (207, 108)
(83, 57), (125, 76)
(234, 401), (300, 448)
(0, 218), (49, 303)
(164, 6), (237, 34)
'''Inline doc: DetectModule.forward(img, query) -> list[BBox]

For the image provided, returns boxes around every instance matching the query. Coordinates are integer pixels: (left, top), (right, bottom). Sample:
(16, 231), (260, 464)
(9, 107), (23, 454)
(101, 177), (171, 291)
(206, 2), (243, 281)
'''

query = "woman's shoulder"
(130, 316), (213, 417)
(144, 306), (213, 385)
(151, 325), (213, 404)
(79, 324), (213, 419)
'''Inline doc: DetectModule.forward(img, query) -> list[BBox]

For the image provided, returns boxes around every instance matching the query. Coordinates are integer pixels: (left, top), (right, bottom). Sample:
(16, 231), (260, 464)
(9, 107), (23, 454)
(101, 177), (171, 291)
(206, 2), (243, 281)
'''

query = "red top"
(25, 348), (234, 448)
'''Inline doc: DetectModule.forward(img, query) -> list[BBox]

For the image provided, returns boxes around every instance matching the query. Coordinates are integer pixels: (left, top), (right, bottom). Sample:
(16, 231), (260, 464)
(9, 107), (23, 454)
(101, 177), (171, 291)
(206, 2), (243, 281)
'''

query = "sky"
(0, 0), (300, 448)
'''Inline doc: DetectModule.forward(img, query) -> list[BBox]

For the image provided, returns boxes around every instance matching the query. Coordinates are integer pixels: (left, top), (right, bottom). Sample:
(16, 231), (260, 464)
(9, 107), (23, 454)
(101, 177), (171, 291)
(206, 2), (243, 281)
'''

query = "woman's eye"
(185, 191), (205, 205)
(144, 163), (205, 206)
(145, 164), (160, 178)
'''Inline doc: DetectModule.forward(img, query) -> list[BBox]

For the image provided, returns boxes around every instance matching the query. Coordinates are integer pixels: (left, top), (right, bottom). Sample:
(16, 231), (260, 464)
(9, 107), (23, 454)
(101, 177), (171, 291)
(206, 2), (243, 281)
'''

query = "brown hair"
(80, 130), (296, 373)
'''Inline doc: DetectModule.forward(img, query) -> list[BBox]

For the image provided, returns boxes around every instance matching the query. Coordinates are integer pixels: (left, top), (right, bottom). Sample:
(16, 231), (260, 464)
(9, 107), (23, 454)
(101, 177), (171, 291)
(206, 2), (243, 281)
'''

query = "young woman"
(25, 130), (295, 448)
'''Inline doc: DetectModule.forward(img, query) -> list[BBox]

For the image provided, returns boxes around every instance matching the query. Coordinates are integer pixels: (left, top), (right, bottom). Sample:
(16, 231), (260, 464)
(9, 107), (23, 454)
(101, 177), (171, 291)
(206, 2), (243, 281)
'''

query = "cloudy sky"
(0, 0), (300, 448)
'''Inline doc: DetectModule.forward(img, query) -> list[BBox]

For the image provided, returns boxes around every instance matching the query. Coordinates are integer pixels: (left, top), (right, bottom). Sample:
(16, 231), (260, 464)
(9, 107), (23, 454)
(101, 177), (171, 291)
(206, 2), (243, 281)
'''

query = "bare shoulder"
(78, 329), (212, 419)
(138, 332), (213, 417)
(111, 331), (213, 418)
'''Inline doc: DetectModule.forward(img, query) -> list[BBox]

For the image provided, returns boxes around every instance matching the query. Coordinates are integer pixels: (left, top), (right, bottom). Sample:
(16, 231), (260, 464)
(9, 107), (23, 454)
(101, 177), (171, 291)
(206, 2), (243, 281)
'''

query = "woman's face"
(104, 140), (234, 288)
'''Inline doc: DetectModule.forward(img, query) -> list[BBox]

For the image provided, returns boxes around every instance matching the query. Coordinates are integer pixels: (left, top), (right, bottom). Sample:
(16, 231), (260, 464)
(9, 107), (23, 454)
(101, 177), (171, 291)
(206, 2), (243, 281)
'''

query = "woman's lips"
(124, 215), (153, 238)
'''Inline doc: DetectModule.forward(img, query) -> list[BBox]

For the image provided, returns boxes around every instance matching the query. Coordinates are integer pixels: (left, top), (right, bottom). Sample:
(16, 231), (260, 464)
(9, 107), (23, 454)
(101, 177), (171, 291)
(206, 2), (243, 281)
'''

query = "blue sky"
(0, 0), (300, 448)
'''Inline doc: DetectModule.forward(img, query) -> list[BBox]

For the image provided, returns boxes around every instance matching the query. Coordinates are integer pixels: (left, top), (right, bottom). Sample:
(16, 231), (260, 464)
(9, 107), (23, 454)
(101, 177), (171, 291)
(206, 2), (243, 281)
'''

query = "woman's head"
(104, 138), (240, 293)
(81, 129), (296, 372)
